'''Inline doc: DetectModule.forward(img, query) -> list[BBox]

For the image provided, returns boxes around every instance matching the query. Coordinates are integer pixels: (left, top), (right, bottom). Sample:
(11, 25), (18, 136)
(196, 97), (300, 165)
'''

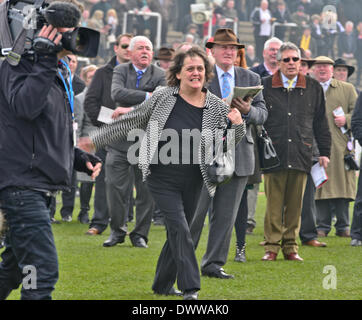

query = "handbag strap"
(221, 119), (232, 152)
(256, 125), (268, 138)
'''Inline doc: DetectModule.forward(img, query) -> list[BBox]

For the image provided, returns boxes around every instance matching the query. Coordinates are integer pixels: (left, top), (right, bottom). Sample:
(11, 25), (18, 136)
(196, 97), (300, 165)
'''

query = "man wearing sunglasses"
(260, 42), (331, 261)
(83, 33), (133, 237)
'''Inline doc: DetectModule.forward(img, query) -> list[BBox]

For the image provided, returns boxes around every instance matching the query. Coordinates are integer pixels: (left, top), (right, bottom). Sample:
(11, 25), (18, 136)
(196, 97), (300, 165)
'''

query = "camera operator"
(0, 17), (102, 300)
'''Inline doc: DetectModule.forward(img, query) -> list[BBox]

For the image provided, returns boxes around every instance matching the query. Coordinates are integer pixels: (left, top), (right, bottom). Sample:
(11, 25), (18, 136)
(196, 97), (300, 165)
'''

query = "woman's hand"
(78, 136), (95, 153)
(227, 108), (243, 125)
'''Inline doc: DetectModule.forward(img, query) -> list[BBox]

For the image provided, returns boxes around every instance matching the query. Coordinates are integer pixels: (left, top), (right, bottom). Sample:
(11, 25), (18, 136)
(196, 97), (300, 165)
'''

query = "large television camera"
(0, 0), (100, 59)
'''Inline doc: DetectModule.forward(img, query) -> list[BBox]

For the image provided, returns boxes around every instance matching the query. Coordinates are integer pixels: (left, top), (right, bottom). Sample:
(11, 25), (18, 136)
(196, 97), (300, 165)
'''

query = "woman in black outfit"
(80, 47), (246, 300)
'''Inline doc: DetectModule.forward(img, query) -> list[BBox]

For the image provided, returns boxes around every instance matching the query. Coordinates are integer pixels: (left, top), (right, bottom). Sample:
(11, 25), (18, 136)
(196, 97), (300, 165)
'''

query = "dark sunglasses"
(282, 57), (300, 63)
(120, 44), (129, 49)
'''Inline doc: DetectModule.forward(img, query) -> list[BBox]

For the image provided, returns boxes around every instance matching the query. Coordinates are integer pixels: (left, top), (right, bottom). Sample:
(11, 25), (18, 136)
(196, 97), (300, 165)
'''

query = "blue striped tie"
(222, 72), (231, 99)
(136, 70), (144, 88)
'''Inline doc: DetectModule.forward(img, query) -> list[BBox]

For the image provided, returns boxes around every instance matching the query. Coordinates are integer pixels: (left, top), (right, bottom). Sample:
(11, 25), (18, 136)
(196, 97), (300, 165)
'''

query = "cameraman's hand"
(38, 25), (62, 45)
(86, 161), (102, 180)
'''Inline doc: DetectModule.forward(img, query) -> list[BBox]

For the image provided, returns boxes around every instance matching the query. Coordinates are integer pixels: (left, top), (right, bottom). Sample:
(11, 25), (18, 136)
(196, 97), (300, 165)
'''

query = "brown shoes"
(261, 251), (278, 261)
(284, 252), (304, 261)
(85, 227), (100, 235)
(262, 251), (304, 261)
(303, 239), (327, 247)
(336, 230), (350, 237)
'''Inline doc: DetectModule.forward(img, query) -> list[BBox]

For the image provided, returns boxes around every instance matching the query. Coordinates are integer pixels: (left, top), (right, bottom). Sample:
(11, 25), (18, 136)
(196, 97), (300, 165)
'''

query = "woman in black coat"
(80, 47), (245, 300)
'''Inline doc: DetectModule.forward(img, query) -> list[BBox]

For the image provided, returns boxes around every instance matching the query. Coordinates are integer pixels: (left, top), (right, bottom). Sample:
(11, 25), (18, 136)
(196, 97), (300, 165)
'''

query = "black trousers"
(89, 148), (109, 233)
(351, 167), (362, 241)
(79, 182), (94, 217)
(299, 174), (319, 243)
(60, 169), (77, 218)
(147, 168), (203, 293)
(234, 189), (248, 248)
(105, 149), (154, 242)
(0, 188), (58, 300)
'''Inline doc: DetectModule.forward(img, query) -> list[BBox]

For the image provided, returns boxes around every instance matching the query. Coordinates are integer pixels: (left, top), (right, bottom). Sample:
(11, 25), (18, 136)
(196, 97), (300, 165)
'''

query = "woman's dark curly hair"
(167, 46), (214, 87)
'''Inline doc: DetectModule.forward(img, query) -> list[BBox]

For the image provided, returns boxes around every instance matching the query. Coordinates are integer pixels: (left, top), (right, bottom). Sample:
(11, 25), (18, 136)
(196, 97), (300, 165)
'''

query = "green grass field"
(3, 186), (362, 300)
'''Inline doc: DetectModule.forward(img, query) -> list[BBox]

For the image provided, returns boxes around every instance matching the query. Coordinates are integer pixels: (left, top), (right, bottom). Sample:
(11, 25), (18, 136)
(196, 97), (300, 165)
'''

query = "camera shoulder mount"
(0, 0), (45, 66)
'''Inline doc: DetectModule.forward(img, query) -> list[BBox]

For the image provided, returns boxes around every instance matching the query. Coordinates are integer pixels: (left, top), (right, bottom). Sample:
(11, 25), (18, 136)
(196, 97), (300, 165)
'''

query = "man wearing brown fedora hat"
(154, 47), (175, 71)
(190, 28), (267, 278)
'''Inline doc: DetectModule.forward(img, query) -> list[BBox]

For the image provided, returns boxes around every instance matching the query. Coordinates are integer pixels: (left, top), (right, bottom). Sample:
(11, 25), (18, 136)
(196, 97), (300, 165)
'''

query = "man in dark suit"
(250, 37), (283, 79)
(190, 29), (268, 279)
(84, 33), (133, 236)
(337, 21), (356, 59)
(103, 35), (166, 248)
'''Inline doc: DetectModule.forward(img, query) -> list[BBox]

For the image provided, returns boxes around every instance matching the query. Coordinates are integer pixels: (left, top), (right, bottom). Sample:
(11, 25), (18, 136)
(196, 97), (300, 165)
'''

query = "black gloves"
(74, 147), (102, 176)
(33, 36), (62, 55)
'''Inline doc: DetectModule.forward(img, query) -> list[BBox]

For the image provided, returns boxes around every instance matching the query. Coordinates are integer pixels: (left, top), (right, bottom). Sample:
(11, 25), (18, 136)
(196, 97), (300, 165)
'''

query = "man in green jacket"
(261, 43), (331, 261)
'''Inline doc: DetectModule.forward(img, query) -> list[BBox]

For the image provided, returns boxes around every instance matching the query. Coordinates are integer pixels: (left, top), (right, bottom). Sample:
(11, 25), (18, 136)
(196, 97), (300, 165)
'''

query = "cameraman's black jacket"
(351, 92), (362, 145)
(0, 53), (91, 192)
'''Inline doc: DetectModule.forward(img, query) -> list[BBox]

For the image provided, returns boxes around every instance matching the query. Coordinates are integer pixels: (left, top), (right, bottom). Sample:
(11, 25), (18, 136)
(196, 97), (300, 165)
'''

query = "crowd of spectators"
(70, 0), (362, 86)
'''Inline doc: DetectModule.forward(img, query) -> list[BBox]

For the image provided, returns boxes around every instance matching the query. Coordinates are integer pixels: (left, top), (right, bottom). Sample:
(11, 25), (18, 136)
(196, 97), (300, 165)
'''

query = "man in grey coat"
(104, 35), (166, 248)
(190, 29), (268, 279)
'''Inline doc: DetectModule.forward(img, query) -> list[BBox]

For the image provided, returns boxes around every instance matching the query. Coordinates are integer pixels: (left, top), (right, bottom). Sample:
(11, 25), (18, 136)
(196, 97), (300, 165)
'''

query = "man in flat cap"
(311, 56), (358, 239)
(190, 28), (267, 278)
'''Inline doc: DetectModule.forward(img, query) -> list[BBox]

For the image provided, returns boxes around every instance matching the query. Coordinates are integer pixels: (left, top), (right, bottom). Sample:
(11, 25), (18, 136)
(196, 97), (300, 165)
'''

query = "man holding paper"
(261, 43), (331, 261)
(311, 56), (358, 238)
(104, 36), (166, 248)
(190, 28), (267, 279)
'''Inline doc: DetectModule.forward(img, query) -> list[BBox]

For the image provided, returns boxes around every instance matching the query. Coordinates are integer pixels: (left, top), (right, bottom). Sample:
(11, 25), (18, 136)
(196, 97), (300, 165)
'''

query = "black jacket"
(250, 63), (272, 79)
(351, 93), (362, 144)
(72, 73), (86, 96)
(337, 32), (357, 57)
(261, 71), (331, 173)
(84, 56), (117, 128)
(0, 54), (92, 192)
